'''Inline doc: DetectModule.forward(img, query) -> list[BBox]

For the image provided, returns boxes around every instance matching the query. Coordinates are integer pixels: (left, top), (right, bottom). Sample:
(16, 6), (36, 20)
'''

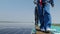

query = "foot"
(46, 28), (51, 31)
(40, 28), (45, 32)
(45, 28), (51, 32)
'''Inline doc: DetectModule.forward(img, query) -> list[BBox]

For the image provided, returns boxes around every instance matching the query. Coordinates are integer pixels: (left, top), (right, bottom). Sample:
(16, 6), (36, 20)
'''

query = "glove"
(33, 1), (37, 4)
(51, 3), (54, 7)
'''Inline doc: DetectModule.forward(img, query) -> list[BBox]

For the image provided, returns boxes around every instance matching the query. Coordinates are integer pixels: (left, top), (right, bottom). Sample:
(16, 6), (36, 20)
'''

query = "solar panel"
(0, 28), (32, 34)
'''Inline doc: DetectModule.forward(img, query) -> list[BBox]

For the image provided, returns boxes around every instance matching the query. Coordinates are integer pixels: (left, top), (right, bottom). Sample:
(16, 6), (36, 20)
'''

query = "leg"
(35, 6), (39, 26)
(43, 3), (51, 30)
(37, 4), (44, 29)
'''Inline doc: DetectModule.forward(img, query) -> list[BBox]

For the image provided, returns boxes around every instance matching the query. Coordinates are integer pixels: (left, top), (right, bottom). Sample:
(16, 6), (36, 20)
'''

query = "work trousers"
(37, 3), (51, 30)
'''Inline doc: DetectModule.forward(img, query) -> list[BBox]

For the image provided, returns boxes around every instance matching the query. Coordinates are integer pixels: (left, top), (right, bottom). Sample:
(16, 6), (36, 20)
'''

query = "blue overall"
(37, 0), (52, 30)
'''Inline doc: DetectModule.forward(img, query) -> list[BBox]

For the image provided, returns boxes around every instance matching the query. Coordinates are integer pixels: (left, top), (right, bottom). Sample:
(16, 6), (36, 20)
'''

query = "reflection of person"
(34, 0), (54, 32)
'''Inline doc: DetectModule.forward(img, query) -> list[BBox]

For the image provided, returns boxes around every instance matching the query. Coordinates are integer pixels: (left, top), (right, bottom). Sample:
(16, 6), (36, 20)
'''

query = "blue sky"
(0, 0), (60, 24)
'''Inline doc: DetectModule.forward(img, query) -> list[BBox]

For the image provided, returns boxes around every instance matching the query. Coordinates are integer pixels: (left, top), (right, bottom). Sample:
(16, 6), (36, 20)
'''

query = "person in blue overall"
(34, 0), (54, 32)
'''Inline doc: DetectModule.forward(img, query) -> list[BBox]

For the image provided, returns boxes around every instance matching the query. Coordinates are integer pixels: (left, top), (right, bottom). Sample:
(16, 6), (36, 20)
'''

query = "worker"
(34, 0), (54, 32)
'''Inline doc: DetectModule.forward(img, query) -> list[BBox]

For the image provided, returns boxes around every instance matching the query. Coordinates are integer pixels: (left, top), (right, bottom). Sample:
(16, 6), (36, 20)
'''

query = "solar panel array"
(0, 28), (32, 34)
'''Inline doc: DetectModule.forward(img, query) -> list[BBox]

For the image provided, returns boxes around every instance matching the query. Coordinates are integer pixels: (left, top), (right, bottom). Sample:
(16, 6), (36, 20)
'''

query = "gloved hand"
(33, 1), (37, 4)
(51, 4), (54, 7)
